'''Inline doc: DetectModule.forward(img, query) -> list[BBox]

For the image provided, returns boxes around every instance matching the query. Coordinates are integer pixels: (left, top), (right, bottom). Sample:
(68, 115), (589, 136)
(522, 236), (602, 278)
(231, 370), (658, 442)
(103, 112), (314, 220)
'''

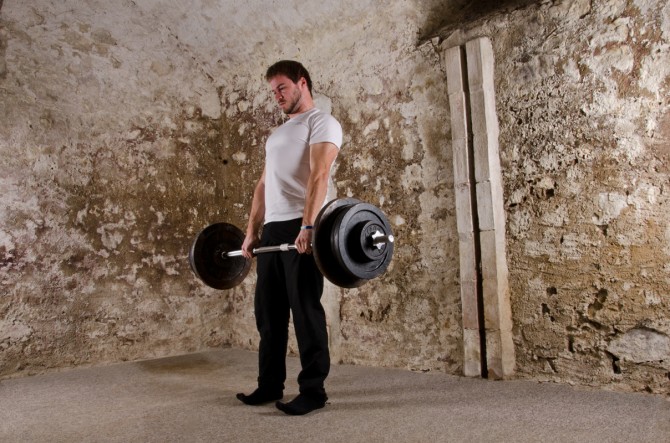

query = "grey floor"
(1, 348), (668, 443)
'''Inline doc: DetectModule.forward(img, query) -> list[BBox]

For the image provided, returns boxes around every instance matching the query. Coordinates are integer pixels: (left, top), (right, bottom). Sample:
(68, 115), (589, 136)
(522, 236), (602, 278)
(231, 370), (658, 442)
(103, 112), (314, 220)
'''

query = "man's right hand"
(241, 234), (259, 259)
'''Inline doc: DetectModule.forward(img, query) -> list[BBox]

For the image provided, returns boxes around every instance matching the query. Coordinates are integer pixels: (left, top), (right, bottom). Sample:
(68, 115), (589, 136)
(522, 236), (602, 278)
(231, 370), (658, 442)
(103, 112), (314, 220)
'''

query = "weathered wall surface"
(439, 0), (670, 394)
(1, 0), (668, 397)
(0, 0), (460, 378)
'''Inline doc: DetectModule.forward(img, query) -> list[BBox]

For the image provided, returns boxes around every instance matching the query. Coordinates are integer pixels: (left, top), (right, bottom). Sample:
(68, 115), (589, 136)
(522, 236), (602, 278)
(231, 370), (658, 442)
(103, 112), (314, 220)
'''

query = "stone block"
(469, 90), (501, 183)
(484, 330), (515, 379)
(479, 229), (508, 281)
(448, 91), (469, 150)
(482, 278), (513, 333)
(476, 180), (505, 232)
(454, 183), (474, 235)
(607, 328), (670, 364)
(480, 229), (513, 333)
(463, 328), (482, 377)
(500, 328), (516, 375)
(444, 45), (466, 94)
(485, 331), (503, 380)
(458, 231), (477, 282)
(451, 136), (470, 187)
(465, 37), (495, 91)
(482, 278), (501, 330)
(460, 279), (479, 330)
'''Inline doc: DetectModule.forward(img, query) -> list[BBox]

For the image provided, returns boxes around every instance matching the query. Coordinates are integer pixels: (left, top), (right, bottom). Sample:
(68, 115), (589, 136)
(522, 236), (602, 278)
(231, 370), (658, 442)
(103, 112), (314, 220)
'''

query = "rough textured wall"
(0, 0), (262, 374)
(439, 0), (670, 394)
(2, 0), (667, 397)
(0, 0), (461, 378)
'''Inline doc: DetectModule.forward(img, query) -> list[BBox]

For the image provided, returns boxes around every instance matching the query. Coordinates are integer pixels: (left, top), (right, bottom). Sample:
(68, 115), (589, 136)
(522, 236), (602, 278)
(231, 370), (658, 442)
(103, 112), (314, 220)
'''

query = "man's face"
(269, 74), (304, 115)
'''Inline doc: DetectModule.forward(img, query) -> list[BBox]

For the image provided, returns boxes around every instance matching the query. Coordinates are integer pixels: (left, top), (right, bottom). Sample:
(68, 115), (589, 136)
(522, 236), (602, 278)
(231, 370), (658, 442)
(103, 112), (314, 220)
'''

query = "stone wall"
(0, 0), (460, 377)
(1, 0), (668, 396)
(438, 0), (670, 394)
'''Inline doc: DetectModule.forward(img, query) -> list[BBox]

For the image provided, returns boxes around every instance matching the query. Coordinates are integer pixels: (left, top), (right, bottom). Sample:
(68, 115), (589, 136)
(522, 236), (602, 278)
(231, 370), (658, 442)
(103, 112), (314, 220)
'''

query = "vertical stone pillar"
(443, 37), (515, 379)
(444, 45), (482, 377)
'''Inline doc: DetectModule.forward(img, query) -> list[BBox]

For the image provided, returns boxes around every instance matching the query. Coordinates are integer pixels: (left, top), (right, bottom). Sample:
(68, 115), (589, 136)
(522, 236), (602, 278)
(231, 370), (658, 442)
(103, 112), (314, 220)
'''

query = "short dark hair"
(266, 60), (313, 95)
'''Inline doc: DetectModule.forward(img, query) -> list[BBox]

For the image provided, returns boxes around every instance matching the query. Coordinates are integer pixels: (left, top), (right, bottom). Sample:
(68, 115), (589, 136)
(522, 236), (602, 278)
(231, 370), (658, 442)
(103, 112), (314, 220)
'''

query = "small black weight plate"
(331, 203), (394, 281)
(189, 222), (251, 290)
(313, 198), (366, 288)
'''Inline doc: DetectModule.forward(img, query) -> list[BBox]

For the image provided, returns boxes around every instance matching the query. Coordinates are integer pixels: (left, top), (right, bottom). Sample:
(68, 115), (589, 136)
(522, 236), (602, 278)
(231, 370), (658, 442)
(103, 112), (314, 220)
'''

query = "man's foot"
(236, 388), (283, 405)
(275, 393), (328, 415)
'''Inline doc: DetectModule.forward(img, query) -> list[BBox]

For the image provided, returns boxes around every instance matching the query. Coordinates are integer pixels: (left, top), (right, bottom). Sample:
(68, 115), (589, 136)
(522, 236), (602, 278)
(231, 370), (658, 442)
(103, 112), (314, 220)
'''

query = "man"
(236, 60), (342, 416)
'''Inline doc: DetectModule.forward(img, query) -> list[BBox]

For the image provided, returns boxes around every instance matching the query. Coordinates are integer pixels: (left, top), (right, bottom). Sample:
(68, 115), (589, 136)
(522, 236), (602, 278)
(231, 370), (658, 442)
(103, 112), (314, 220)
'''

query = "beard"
(281, 89), (302, 115)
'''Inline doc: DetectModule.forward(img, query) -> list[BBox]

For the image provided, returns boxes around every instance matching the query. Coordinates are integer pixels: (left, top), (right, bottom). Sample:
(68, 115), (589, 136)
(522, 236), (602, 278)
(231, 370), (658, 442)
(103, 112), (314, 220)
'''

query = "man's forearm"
(247, 178), (266, 237)
(302, 172), (329, 226)
(303, 142), (339, 226)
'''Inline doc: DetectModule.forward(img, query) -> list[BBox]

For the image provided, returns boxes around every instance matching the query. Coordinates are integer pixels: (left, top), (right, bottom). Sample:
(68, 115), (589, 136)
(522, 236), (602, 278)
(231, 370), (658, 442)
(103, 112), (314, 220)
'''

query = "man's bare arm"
(242, 167), (266, 258)
(294, 142), (339, 254)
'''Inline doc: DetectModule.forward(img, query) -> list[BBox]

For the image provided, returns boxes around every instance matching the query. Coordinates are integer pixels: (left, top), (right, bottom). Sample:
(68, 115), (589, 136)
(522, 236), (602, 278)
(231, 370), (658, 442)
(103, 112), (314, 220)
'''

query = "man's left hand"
(295, 228), (313, 254)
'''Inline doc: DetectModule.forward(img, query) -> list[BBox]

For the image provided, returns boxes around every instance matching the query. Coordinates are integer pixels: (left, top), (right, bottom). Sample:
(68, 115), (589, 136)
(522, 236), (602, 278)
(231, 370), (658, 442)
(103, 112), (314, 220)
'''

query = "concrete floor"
(1, 348), (668, 443)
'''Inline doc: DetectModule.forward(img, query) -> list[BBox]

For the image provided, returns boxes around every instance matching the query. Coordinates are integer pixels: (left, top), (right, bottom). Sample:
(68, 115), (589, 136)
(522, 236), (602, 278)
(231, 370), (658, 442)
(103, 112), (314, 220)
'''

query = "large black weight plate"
(331, 202), (394, 281)
(313, 198), (366, 288)
(189, 222), (251, 289)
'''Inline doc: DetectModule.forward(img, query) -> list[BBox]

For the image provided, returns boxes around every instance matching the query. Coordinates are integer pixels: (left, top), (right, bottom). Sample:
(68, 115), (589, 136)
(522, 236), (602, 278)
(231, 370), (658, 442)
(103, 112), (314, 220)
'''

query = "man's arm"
(294, 142), (339, 254)
(242, 167), (266, 258)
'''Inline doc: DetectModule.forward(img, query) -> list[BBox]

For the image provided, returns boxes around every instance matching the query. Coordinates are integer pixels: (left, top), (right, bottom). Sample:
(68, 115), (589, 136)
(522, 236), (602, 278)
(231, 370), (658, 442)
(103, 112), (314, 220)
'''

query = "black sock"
(276, 393), (328, 415)
(236, 388), (283, 405)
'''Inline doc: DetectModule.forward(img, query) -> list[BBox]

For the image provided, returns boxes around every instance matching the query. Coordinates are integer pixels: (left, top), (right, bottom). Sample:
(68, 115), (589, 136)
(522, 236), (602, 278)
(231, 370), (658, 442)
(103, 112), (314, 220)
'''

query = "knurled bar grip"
(222, 232), (394, 258)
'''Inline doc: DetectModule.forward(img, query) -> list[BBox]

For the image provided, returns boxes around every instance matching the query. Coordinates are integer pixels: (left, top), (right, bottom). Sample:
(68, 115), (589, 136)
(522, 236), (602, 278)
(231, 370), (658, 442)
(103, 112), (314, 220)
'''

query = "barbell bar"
(222, 231), (394, 258)
(188, 198), (395, 289)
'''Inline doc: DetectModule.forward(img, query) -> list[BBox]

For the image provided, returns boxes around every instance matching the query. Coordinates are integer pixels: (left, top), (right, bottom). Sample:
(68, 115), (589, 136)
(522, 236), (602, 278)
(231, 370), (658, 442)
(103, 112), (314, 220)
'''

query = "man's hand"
(241, 233), (259, 259)
(294, 228), (313, 254)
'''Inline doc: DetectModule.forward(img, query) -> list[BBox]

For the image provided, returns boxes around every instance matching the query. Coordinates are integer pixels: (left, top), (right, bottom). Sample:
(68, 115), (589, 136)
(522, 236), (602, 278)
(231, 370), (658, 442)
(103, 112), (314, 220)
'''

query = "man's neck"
(288, 98), (315, 119)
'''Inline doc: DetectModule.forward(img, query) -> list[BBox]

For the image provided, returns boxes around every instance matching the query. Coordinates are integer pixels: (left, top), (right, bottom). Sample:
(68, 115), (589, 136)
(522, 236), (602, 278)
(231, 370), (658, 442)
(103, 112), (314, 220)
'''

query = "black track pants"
(254, 218), (330, 397)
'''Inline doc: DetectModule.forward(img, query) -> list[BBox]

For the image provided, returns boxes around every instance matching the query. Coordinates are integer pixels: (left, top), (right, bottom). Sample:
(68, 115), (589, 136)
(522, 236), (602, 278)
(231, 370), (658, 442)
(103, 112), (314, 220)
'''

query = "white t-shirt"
(264, 108), (343, 223)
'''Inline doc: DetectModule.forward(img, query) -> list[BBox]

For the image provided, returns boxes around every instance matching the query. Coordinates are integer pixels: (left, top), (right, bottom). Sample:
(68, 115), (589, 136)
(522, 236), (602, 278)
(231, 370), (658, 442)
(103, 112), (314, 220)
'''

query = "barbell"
(188, 198), (395, 289)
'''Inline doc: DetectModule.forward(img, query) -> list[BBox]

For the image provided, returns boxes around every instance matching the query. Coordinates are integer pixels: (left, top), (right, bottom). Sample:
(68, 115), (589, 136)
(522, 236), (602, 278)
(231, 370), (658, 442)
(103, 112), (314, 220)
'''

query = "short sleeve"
(309, 111), (343, 149)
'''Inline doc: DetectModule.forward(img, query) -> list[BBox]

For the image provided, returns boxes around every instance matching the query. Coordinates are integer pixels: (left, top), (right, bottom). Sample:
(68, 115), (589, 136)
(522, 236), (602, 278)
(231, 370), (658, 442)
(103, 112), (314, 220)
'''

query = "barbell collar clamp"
(370, 231), (394, 250)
